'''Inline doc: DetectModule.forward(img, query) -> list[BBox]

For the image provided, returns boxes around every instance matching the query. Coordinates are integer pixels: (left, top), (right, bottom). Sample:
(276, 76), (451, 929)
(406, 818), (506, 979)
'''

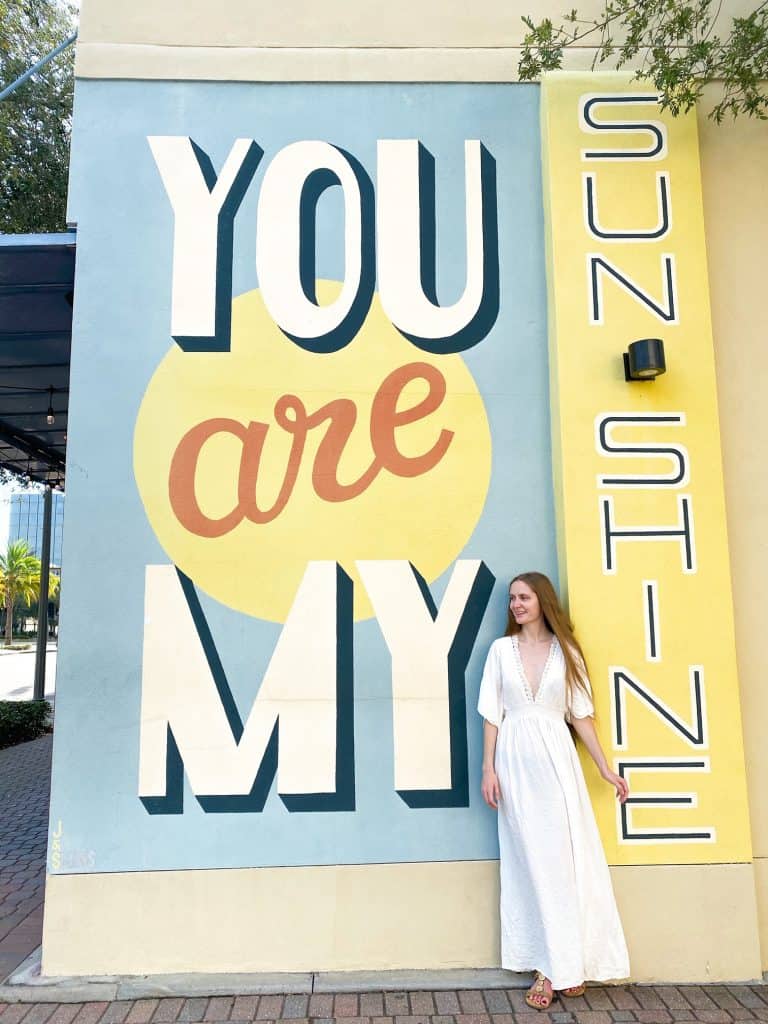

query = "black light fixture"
(46, 386), (55, 425)
(623, 338), (666, 381)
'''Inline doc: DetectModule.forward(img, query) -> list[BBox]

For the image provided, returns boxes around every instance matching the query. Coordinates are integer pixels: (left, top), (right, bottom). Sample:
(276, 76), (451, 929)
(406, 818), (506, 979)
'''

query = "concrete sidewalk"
(1, 735), (767, 1023)
(0, 646), (57, 702)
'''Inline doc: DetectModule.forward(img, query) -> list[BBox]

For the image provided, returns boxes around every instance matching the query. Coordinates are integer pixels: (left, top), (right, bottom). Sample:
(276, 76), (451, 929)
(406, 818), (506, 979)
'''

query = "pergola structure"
(0, 231), (75, 697)
(0, 232), (74, 484)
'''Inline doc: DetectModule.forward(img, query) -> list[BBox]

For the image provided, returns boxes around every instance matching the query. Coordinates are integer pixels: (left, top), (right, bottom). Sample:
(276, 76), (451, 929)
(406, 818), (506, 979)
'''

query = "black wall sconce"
(624, 338), (666, 381)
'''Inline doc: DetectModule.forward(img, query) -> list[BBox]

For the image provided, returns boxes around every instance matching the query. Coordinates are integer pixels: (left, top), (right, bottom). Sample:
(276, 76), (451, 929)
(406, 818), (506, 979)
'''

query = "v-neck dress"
(478, 635), (630, 989)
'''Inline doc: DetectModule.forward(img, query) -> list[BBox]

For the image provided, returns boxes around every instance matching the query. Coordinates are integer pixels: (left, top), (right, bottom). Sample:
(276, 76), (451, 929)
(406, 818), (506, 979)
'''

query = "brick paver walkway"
(1, 986), (768, 1024)
(0, 735), (52, 983)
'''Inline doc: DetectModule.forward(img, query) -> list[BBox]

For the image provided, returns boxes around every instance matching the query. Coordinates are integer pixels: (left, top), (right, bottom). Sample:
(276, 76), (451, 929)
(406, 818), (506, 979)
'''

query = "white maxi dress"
(478, 635), (630, 989)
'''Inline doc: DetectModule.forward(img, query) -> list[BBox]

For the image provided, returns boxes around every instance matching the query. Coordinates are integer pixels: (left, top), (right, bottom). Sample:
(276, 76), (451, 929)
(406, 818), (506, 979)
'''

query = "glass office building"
(8, 491), (65, 569)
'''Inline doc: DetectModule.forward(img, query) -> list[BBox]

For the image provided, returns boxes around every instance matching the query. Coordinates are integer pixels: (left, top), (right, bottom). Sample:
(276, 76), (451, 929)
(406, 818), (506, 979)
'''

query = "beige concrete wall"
(73, 0), (623, 48)
(43, 862), (762, 981)
(72, 0), (578, 80)
(74, 0), (754, 81)
(76, 0), (754, 48)
(698, 97), (768, 972)
(42, 862), (501, 977)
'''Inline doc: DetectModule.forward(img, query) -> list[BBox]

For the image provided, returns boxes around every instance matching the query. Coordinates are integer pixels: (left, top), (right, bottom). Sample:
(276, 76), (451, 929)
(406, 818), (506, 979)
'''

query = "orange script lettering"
(168, 362), (454, 537)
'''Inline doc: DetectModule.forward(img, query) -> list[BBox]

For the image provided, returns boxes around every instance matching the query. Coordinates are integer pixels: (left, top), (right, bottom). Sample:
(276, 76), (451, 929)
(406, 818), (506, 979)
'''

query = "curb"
(0, 950), (526, 1003)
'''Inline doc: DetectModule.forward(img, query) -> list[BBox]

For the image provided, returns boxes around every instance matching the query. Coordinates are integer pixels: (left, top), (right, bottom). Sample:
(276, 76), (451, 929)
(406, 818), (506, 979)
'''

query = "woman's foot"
(559, 983), (586, 998)
(525, 972), (554, 1010)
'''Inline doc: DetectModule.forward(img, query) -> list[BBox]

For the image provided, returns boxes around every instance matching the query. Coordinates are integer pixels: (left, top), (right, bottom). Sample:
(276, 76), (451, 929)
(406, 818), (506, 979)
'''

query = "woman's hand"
(481, 768), (501, 809)
(571, 716), (629, 804)
(600, 765), (629, 804)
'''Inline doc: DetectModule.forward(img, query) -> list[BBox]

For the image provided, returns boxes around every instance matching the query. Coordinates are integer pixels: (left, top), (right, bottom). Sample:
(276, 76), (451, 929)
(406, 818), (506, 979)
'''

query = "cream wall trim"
(75, 0), (615, 48)
(74, 0), (754, 80)
(74, 44), (604, 83)
(78, 0), (754, 49)
(42, 862), (500, 977)
(43, 861), (761, 981)
(78, 0), (527, 48)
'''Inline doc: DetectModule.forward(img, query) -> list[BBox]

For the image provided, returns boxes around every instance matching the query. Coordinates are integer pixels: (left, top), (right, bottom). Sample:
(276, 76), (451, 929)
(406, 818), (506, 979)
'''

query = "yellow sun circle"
(133, 283), (492, 622)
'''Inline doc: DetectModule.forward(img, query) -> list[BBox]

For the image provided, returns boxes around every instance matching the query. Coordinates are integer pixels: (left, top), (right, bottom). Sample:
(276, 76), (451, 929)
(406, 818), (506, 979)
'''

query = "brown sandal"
(525, 972), (554, 1010)
(559, 983), (586, 998)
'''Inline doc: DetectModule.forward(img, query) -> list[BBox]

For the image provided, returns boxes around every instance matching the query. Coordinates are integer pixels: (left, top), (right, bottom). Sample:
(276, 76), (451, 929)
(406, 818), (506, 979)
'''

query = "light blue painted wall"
(49, 80), (555, 874)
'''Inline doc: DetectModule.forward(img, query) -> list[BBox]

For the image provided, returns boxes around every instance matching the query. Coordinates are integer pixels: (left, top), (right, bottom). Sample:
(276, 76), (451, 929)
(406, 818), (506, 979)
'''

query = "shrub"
(0, 700), (52, 750)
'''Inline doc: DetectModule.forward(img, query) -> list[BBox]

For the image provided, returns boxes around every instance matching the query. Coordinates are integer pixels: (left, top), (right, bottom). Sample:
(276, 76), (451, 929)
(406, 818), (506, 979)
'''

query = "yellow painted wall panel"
(541, 73), (753, 866)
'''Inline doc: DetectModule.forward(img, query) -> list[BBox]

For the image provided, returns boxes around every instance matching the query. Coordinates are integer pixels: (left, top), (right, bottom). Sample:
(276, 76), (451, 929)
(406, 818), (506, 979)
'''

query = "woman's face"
(509, 580), (542, 626)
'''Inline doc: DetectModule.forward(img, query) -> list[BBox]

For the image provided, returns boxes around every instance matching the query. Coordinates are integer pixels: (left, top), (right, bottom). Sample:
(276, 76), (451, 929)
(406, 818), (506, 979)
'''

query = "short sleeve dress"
(478, 634), (630, 990)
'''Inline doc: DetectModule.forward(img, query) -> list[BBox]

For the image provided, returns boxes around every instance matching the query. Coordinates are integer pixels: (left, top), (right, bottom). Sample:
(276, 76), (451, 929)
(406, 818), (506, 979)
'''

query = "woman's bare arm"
(571, 715), (629, 803)
(481, 720), (501, 809)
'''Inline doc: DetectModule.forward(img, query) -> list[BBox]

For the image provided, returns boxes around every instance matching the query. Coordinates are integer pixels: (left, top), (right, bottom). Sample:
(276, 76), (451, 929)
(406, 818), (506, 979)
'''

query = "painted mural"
(47, 77), (750, 880)
(50, 83), (553, 873)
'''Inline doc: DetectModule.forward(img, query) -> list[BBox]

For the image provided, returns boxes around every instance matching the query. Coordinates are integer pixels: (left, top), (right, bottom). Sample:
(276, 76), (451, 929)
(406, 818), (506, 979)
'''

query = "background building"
(8, 491), (65, 569)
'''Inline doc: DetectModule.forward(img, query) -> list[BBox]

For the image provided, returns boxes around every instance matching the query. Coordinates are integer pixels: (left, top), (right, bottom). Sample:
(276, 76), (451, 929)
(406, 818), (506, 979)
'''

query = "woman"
(478, 571), (630, 1009)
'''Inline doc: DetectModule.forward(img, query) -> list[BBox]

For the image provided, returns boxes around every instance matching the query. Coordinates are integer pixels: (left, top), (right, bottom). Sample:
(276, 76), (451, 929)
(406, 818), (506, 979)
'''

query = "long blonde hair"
(505, 571), (590, 708)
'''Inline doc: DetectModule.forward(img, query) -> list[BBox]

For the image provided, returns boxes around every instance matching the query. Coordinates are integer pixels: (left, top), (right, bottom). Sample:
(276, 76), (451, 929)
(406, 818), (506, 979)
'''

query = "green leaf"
(517, 1), (768, 121)
(0, 1), (75, 231)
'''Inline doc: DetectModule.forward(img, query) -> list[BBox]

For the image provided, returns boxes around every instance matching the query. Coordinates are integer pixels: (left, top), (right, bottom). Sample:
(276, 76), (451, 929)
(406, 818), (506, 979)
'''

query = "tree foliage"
(519, 1), (768, 121)
(0, 0), (76, 232)
(0, 538), (60, 645)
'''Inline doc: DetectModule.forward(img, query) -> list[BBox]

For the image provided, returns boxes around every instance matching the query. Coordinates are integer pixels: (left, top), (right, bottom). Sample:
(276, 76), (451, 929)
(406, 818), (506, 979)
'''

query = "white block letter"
(377, 140), (496, 352)
(256, 141), (373, 351)
(358, 559), (493, 806)
(139, 561), (353, 812)
(148, 136), (261, 350)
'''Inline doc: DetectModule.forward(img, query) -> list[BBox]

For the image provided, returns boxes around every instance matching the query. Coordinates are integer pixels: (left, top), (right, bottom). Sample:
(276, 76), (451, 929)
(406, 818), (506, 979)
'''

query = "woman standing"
(478, 571), (630, 1009)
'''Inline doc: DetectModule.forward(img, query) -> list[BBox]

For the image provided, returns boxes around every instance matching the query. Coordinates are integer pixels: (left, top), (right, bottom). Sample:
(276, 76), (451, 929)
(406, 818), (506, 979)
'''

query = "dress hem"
(500, 959), (631, 988)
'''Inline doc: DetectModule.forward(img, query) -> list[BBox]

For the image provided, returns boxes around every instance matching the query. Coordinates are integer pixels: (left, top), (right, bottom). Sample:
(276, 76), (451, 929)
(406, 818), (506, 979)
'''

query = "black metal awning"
(0, 232), (75, 486)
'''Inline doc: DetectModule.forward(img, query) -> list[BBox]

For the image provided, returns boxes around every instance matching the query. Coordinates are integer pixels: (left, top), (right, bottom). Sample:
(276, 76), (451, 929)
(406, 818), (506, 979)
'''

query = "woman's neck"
(517, 622), (553, 644)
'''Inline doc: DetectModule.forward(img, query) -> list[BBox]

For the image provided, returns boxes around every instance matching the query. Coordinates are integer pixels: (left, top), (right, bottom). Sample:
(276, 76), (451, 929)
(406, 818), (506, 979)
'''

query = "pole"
(0, 34), (77, 103)
(33, 487), (52, 701)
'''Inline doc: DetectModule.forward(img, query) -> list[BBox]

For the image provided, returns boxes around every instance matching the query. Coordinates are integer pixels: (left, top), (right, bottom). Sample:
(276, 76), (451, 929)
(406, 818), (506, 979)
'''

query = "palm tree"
(0, 540), (59, 646)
